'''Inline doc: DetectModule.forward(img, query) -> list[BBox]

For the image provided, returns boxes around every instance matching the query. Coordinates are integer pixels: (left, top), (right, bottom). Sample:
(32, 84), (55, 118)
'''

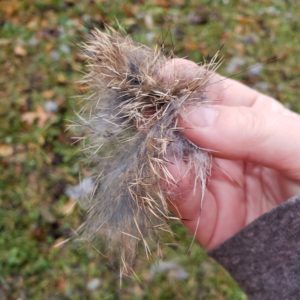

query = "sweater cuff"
(209, 196), (300, 300)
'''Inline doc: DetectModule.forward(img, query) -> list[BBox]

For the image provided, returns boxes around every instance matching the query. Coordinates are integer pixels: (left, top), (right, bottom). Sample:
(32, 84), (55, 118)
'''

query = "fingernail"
(182, 106), (219, 127)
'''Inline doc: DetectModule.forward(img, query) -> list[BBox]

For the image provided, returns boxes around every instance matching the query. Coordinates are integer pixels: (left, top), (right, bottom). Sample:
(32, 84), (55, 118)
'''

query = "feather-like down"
(75, 28), (217, 268)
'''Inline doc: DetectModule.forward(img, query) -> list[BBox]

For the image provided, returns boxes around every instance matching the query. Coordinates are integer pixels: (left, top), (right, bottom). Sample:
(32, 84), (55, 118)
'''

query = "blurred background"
(0, 0), (299, 299)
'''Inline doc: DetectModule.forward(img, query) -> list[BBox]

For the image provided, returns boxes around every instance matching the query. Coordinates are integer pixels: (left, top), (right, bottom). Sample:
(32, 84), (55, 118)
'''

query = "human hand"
(160, 58), (300, 250)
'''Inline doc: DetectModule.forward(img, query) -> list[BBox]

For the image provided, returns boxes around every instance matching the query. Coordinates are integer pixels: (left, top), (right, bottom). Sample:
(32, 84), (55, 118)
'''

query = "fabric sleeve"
(209, 196), (300, 300)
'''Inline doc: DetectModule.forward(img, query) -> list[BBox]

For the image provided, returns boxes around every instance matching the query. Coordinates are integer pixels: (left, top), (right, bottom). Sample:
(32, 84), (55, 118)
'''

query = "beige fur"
(74, 28), (217, 272)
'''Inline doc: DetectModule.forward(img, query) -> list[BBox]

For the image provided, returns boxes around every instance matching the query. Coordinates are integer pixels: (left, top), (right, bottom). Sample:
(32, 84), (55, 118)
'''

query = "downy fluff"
(76, 28), (217, 268)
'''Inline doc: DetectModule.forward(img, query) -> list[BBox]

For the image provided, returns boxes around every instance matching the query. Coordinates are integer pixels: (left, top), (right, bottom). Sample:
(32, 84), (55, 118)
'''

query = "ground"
(0, 0), (299, 299)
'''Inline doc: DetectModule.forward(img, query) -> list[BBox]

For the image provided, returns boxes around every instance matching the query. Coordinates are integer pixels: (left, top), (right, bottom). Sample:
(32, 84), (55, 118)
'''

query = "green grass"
(0, 0), (299, 298)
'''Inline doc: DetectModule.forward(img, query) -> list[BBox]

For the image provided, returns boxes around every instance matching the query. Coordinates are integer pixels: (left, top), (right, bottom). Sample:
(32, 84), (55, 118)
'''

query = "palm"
(200, 157), (292, 249)
(171, 156), (296, 250)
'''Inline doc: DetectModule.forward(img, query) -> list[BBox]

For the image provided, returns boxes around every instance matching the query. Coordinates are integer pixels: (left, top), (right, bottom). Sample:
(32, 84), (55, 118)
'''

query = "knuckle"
(235, 107), (264, 142)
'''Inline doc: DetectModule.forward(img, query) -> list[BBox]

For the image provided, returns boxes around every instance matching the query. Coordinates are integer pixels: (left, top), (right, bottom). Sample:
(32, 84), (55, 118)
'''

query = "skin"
(159, 58), (300, 250)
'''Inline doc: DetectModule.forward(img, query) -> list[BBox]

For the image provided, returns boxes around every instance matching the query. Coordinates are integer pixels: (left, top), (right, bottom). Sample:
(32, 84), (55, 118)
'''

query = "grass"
(0, 0), (299, 299)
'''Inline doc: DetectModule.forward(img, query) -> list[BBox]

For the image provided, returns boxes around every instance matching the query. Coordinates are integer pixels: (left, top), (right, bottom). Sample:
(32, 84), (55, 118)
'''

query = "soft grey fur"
(75, 28), (216, 268)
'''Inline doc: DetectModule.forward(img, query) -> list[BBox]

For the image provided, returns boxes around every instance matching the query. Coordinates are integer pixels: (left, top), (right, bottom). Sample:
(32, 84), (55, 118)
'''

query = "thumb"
(179, 104), (300, 180)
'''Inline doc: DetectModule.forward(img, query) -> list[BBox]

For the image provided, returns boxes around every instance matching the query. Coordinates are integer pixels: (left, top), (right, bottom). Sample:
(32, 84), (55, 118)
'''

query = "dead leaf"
(42, 90), (55, 99)
(233, 42), (246, 55)
(14, 45), (27, 56)
(172, 0), (185, 5)
(236, 16), (255, 25)
(0, 0), (20, 17)
(75, 82), (88, 93)
(55, 276), (67, 292)
(0, 39), (10, 46)
(0, 144), (13, 157)
(122, 3), (139, 17)
(154, 0), (169, 7)
(58, 199), (77, 215)
(21, 105), (53, 127)
(27, 18), (39, 30)
(184, 39), (198, 52)
(52, 237), (70, 249)
(57, 73), (67, 84)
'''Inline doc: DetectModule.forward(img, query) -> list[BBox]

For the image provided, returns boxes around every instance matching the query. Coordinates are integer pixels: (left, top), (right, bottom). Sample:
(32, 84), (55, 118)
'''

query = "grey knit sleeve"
(209, 196), (300, 300)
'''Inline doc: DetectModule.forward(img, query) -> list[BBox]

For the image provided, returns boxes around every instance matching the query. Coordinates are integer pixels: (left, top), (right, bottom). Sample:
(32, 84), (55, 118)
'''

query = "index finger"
(159, 58), (285, 112)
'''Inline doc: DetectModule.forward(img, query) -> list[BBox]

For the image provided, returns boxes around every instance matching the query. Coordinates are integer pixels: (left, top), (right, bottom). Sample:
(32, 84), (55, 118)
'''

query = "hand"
(160, 58), (300, 250)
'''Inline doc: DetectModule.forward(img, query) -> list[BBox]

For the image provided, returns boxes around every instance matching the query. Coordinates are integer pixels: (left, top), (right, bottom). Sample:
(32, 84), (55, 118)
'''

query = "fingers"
(158, 58), (204, 85)
(166, 158), (217, 248)
(180, 104), (300, 180)
(159, 58), (286, 110)
(166, 156), (247, 250)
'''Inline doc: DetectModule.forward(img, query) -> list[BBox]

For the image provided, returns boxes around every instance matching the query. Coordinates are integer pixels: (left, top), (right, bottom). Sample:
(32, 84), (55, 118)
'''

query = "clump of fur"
(75, 28), (216, 269)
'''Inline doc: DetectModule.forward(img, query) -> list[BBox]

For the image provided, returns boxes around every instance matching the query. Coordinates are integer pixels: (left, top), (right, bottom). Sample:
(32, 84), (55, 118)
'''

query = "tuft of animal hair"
(75, 27), (218, 272)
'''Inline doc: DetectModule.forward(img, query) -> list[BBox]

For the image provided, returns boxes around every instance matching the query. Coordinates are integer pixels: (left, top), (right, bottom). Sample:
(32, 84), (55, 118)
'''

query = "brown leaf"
(21, 112), (37, 125)
(0, 0), (20, 17)
(52, 237), (70, 249)
(55, 276), (67, 292)
(57, 73), (67, 84)
(184, 39), (198, 52)
(0, 39), (10, 46)
(58, 199), (77, 216)
(154, 0), (170, 7)
(14, 45), (27, 56)
(21, 105), (53, 127)
(0, 144), (13, 157)
(27, 18), (39, 30)
(75, 82), (88, 93)
(237, 16), (255, 25)
(42, 90), (55, 99)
